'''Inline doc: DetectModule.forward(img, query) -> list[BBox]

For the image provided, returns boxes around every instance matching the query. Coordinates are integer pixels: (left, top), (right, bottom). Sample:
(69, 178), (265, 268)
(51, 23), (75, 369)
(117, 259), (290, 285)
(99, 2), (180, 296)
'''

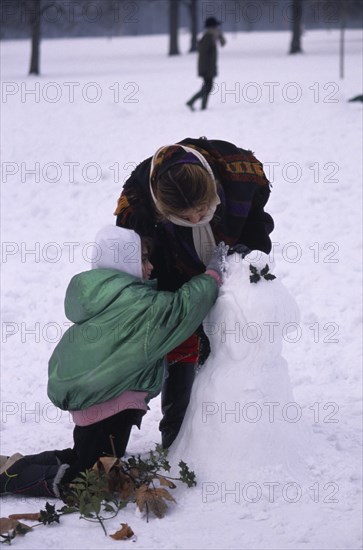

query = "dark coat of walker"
(198, 32), (218, 79)
(186, 17), (226, 110)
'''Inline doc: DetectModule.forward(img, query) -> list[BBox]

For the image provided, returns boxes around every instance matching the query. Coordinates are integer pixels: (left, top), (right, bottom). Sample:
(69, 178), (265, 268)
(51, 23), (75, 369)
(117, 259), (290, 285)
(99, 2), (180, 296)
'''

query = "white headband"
(149, 144), (220, 227)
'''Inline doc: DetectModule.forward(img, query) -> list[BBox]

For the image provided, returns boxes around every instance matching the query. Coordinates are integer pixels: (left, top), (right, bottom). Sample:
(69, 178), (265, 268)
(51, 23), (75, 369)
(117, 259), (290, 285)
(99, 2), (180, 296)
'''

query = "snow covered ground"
(1, 28), (362, 549)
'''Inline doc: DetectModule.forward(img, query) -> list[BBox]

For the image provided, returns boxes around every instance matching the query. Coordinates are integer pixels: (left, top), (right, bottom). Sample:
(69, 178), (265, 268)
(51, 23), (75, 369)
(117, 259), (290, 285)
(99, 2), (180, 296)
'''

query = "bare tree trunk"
(289, 0), (303, 54)
(29, 0), (41, 74)
(339, 0), (346, 79)
(189, 0), (198, 53)
(169, 0), (180, 56)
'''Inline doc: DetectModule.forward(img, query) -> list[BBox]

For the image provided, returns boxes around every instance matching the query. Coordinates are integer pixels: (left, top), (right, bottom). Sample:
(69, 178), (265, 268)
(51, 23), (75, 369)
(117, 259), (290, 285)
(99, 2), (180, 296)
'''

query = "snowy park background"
(1, 26), (362, 549)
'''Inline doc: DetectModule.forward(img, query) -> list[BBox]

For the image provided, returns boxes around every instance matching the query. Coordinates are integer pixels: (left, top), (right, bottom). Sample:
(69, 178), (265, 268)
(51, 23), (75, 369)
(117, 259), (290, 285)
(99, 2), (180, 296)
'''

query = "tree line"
(1, 0), (361, 75)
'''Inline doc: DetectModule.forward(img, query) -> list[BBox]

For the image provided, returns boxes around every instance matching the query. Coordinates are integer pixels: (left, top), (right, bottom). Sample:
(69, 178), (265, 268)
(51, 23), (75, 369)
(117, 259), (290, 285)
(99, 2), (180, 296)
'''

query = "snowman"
(170, 252), (311, 486)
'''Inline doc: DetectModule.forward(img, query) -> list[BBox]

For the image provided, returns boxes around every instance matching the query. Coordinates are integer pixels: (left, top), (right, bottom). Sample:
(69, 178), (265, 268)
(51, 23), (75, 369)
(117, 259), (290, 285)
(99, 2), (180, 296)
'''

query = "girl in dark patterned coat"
(114, 136), (274, 448)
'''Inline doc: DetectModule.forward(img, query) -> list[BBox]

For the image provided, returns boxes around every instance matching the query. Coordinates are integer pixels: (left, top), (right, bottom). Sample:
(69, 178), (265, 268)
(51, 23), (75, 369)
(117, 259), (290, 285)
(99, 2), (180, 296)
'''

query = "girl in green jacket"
(0, 226), (227, 498)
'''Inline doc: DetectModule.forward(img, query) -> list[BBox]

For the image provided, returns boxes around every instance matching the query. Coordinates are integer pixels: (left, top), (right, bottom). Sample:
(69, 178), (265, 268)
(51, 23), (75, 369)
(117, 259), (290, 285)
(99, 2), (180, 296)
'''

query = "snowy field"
(1, 28), (362, 549)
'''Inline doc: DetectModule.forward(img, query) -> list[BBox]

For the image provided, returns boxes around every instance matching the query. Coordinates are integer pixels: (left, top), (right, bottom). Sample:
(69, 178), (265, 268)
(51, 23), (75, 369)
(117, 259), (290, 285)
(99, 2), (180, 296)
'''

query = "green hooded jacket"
(47, 268), (218, 411)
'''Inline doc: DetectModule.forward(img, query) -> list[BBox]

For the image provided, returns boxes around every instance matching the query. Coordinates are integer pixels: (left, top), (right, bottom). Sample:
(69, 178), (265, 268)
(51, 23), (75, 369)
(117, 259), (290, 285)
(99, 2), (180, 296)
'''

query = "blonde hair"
(152, 164), (216, 218)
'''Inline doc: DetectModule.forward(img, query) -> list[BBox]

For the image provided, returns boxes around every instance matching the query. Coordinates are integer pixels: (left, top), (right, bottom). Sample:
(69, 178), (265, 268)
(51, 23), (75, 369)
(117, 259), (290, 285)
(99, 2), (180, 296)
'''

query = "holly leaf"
(178, 461), (196, 487)
(249, 273), (260, 283)
(249, 264), (258, 274)
(263, 273), (276, 281)
(110, 523), (134, 540)
(39, 502), (60, 525)
(154, 444), (171, 472)
(260, 264), (270, 276)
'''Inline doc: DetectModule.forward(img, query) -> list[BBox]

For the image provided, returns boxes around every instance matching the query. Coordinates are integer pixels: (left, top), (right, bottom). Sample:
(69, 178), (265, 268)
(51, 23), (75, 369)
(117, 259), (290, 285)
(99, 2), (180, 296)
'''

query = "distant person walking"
(186, 17), (226, 111)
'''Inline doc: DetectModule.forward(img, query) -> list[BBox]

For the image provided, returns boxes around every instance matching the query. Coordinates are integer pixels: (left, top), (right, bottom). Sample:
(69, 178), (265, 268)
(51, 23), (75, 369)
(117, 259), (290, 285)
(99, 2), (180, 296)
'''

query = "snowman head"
(203, 251), (300, 361)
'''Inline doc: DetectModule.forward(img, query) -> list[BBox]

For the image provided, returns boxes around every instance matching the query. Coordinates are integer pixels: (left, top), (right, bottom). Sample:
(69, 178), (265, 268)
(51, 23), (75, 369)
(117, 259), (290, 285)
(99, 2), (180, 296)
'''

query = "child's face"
(141, 244), (153, 279)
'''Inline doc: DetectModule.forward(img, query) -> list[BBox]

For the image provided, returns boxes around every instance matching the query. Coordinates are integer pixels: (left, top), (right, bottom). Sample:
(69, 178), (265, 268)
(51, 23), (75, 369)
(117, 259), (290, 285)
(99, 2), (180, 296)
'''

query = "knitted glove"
(227, 243), (251, 258)
(205, 241), (229, 281)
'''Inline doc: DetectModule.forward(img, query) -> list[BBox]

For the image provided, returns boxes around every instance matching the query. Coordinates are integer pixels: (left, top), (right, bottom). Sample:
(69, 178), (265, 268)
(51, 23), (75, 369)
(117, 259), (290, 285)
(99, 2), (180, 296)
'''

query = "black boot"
(201, 88), (210, 110)
(186, 99), (195, 111)
(201, 78), (213, 110)
(159, 361), (196, 448)
(186, 89), (204, 111)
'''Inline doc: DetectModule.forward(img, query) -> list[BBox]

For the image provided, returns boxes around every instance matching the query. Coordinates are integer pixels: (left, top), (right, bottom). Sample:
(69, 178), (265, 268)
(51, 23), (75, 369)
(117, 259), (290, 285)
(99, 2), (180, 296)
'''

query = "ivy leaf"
(102, 503), (116, 513)
(57, 505), (78, 515)
(80, 504), (95, 518)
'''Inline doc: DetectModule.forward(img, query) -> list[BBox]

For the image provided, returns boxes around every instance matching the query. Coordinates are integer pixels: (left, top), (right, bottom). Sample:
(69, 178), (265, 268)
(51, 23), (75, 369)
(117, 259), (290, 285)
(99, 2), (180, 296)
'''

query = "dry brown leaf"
(148, 496), (167, 519)
(117, 472), (135, 500)
(129, 468), (141, 478)
(135, 485), (148, 513)
(135, 486), (176, 519)
(93, 456), (119, 475)
(120, 479), (135, 500)
(156, 475), (177, 489)
(0, 517), (32, 535)
(8, 513), (41, 521)
(0, 518), (18, 534)
(152, 488), (176, 503)
(110, 523), (134, 540)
